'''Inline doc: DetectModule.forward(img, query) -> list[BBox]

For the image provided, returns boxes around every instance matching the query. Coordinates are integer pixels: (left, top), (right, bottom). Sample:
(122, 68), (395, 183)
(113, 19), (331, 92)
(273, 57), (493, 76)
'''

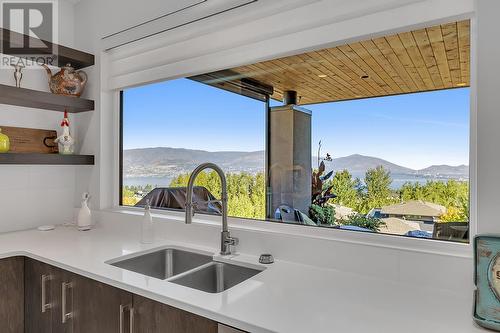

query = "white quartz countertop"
(0, 221), (483, 333)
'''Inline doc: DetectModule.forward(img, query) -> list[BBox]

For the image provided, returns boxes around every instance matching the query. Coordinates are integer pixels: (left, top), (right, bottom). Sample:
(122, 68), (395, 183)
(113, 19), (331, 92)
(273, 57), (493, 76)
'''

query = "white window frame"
(99, 0), (476, 258)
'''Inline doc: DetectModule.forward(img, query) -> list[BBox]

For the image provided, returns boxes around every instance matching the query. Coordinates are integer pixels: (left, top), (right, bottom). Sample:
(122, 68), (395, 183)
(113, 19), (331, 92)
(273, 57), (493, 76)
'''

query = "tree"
(122, 186), (140, 206)
(363, 166), (394, 212)
(440, 206), (468, 222)
(170, 171), (265, 220)
(399, 179), (469, 221)
(329, 170), (360, 208)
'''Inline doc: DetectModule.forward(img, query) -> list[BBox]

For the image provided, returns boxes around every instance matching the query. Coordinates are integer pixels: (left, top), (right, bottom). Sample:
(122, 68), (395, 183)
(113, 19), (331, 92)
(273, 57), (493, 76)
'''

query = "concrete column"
(268, 104), (312, 219)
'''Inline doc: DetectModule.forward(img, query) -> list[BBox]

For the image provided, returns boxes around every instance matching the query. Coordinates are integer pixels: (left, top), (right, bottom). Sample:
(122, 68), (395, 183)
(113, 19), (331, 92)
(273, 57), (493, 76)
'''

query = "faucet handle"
(229, 236), (239, 246)
(221, 232), (239, 255)
(185, 202), (196, 218)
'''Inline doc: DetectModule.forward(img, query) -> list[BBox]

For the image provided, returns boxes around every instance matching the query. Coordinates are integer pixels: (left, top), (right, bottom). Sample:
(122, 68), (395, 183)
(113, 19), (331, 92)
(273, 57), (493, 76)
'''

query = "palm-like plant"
(311, 160), (335, 206)
(310, 141), (336, 225)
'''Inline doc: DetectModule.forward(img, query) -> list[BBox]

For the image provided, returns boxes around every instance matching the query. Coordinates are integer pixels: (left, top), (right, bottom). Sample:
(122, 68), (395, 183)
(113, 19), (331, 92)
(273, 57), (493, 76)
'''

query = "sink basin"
(109, 248), (212, 280)
(170, 261), (263, 293)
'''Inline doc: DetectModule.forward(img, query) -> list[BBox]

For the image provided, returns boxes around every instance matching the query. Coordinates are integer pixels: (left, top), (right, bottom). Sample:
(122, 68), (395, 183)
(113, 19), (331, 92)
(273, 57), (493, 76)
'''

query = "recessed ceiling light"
(360, 74), (369, 79)
(456, 82), (467, 87)
(318, 74), (328, 78)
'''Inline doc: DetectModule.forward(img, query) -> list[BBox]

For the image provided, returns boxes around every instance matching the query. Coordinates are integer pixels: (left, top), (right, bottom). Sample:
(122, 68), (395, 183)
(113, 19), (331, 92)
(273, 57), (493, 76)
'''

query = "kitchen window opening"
(120, 19), (471, 243)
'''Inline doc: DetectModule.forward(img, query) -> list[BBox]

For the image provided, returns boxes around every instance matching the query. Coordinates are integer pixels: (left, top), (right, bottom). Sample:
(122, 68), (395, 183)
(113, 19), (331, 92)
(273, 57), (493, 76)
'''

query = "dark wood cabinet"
(0, 257), (24, 333)
(25, 258), (74, 333)
(24, 258), (132, 333)
(51, 266), (75, 333)
(11, 257), (226, 333)
(133, 294), (218, 333)
(25, 258), (53, 333)
(72, 274), (133, 333)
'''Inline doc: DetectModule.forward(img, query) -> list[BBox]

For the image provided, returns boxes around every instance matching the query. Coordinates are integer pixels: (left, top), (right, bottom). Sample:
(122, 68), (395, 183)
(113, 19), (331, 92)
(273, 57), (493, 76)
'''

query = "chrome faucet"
(185, 163), (239, 255)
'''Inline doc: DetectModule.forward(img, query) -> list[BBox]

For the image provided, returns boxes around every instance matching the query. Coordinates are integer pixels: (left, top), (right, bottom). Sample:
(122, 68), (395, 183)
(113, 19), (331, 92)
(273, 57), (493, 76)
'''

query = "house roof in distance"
(379, 217), (421, 235)
(381, 200), (446, 217)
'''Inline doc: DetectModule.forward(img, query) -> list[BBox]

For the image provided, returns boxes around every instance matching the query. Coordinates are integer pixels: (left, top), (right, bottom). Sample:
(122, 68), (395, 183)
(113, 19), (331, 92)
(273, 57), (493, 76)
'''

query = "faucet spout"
(185, 163), (236, 255)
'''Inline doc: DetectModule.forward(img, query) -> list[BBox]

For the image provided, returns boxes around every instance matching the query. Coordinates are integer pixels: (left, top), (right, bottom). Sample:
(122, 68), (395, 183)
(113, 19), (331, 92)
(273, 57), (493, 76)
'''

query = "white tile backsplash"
(0, 165), (78, 232)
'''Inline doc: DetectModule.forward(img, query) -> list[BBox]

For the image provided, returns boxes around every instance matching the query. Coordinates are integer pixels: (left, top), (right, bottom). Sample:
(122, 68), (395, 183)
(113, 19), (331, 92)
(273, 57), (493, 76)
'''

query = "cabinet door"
(73, 274), (133, 333)
(25, 257), (52, 333)
(133, 294), (218, 333)
(0, 257), (24, 333)
(51, 267), (75, 333)
(25, 258), (75, 333)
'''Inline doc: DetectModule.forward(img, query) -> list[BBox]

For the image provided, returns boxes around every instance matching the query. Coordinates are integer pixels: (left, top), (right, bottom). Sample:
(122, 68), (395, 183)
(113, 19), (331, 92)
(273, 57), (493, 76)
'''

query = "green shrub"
(339, 214), (385, 232)
(309, 204), (336, 225)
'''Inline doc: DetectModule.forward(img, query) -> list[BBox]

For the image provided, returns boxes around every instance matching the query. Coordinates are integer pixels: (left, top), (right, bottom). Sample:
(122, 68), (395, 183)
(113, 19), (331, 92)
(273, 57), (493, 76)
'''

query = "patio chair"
(432, 222), (469, 242)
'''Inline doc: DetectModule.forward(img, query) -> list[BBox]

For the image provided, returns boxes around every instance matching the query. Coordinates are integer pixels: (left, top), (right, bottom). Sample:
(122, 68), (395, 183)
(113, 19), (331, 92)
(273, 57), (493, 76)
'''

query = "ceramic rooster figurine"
(55, 111), (75, 155)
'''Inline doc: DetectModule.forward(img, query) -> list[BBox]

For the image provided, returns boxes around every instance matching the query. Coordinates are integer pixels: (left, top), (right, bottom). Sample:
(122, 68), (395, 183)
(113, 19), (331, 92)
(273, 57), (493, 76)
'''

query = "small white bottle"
(141, 200), (154, 244)
(77, 193), (92, 231)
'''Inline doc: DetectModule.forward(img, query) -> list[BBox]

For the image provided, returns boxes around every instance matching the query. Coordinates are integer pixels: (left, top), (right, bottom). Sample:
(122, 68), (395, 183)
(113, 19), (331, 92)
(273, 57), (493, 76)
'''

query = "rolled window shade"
(101, 0), (257, 51)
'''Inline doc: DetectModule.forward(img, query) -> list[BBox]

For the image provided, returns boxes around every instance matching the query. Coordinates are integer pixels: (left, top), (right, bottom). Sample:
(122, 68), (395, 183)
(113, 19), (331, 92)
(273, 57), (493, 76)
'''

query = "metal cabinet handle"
(61, 282), (73, 323)
(129, 306), (134, 333)
(120, 304), (134, 333)
(41, 274), (52, 313)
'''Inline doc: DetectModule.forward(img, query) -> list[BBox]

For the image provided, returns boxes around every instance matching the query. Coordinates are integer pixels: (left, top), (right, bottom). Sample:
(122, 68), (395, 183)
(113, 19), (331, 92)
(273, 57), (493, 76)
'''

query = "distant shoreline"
(123, 172), (468, 190)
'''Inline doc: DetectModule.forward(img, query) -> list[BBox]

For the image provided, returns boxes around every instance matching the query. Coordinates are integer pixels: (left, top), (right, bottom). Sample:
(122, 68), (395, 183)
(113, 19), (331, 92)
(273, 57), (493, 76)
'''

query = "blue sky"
(123, 78), (469, 170)
(123, 79), (265, 152)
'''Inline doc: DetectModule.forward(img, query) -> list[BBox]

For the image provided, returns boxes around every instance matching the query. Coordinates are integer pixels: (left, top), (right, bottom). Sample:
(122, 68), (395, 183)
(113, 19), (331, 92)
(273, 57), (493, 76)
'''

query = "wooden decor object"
(0, 126), (58, 153)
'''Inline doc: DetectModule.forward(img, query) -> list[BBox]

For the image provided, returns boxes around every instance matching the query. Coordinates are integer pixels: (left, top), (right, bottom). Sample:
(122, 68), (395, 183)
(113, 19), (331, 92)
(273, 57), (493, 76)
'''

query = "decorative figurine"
(42, 63), (87, 97)
(77, 192), (92, 231)
(0, 128), (10, 153)
(54, 111), (75, 155)
(11, 64), (24, 88)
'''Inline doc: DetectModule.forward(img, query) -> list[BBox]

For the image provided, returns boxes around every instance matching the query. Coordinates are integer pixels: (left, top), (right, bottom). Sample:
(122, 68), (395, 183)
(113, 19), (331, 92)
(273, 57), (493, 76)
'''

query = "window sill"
(102, 206), (473, 259)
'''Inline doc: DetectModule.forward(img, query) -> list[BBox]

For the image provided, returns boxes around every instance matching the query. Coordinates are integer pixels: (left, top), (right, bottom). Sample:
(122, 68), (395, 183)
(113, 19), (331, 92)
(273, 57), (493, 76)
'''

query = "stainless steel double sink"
(107, 247), (263, 293)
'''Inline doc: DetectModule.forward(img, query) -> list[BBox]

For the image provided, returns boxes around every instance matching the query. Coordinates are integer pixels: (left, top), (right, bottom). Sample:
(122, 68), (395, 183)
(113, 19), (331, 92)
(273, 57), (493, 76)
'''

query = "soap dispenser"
(141, 200), (154, 244)
(77, 193), (92, 231)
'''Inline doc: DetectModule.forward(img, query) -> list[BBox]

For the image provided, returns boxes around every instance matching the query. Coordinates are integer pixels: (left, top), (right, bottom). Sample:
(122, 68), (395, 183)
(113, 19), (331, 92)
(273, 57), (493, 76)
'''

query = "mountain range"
(123, 147), (468, 181)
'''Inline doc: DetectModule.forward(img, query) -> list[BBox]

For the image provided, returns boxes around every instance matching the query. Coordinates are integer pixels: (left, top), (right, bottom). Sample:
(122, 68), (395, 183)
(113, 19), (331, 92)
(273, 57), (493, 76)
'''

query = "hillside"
(123, 147), (264, 178)
(322, 154), (414, 174)
(123, 147), (468, 180)
(417, 164), (469, 176)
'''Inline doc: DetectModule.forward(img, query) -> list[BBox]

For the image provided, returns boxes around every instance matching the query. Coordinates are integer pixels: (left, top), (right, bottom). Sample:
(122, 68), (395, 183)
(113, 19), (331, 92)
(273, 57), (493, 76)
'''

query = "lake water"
(123, 177), (173, 187)
(123, 173), (467, 190)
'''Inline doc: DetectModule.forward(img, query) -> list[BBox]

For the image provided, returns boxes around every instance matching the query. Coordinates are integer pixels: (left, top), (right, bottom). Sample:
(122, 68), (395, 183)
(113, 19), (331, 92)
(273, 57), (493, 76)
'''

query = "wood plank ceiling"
(230, 20), (470, 105)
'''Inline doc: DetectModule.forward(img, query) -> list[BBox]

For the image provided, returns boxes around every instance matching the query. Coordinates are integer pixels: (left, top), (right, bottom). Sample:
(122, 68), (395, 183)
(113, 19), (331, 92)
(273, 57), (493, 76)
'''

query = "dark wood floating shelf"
(0, 84), (94, 113)
(1, 28), (94, 69)
(0, 153), (95, 165)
